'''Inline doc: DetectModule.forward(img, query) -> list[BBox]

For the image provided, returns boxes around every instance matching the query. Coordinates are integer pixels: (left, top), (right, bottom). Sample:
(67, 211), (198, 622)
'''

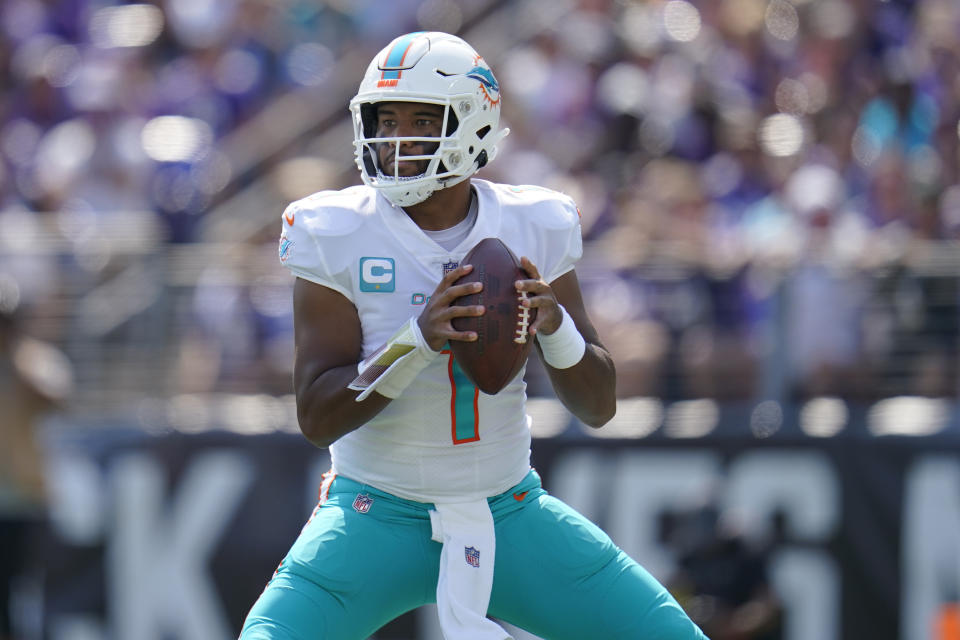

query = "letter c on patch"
(360, 257), (395, 292)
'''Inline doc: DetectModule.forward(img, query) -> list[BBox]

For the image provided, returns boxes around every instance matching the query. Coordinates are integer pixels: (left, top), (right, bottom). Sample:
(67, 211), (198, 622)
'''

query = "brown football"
(450, 238), (537, 394)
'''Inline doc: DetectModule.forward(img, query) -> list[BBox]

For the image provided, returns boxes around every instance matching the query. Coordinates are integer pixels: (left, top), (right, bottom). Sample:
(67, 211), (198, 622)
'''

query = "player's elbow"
(565, 387), (616, 428)
(296, 403), (342, 448)
(580, 361), (617, 428)
(563, 362), (617, 428)
(580, 399), (616, 429)
(298, 417), (336, 448)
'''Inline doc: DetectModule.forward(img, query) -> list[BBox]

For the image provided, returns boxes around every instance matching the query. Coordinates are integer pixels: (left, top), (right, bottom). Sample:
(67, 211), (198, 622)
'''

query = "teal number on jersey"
(444, 351), (480, 444)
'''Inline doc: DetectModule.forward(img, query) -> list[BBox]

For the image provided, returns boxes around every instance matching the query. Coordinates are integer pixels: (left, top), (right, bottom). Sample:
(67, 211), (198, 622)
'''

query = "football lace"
(515, 290), (531, 344)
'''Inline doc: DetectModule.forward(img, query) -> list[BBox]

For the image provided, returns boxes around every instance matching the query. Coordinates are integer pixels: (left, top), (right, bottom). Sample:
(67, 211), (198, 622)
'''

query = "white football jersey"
(279, 179), (582, 503)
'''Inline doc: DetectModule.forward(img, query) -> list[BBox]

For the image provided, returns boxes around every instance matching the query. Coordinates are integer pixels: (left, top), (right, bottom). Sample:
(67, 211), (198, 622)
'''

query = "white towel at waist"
(429, 500), (513, 640)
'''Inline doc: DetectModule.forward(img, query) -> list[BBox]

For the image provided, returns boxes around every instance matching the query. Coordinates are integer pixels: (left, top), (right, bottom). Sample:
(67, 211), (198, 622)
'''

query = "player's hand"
(516, 257), (562, 337)
(417, 264), (485, 351)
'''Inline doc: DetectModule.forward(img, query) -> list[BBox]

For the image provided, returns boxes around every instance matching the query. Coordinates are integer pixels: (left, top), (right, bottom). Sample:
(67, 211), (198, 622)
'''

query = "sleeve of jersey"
(277, 199), (357, 303)
(541, 195), (584, 284)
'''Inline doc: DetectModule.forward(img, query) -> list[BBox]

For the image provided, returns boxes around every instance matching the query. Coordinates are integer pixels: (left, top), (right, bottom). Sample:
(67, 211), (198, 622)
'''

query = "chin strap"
(348, 318), (440, 401)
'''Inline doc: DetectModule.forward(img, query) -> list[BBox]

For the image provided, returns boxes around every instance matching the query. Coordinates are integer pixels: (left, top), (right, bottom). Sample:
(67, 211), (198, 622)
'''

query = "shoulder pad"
(281, 186), (373, 237)
(491, 183), (580, 231)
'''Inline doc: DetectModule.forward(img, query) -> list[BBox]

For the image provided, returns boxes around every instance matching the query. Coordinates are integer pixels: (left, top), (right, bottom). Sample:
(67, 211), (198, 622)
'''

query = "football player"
(241, 32), (707, 640)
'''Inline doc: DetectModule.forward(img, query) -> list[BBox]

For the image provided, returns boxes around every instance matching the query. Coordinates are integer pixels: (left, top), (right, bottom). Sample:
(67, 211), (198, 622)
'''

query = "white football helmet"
(350, 32), (509, 207)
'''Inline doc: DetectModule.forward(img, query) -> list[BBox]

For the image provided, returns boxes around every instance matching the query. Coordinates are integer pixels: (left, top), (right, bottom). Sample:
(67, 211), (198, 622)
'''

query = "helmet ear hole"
(360, 103), (380, 138)
(445, 109), (460, 136)
(361, 145), (378, 175)
(477, 125), (491, 139)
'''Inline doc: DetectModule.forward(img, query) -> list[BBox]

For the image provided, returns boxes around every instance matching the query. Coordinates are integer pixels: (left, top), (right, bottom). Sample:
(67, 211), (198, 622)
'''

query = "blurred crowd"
(1, 0), (959, 410)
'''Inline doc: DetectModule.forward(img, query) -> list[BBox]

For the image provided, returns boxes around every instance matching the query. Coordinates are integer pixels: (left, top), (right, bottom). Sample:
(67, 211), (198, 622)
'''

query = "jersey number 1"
(442, 350), (480, 444)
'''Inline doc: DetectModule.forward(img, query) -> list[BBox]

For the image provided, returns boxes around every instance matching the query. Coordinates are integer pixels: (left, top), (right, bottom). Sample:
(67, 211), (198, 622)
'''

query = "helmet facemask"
(352, 95), (490, 206)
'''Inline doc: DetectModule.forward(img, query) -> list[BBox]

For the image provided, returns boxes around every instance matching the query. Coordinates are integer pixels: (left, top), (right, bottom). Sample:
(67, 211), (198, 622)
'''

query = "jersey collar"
(376, 181), (503, 278)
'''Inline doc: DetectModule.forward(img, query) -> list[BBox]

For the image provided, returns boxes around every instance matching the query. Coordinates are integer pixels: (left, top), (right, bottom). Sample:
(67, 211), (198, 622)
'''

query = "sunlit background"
(2, 0), (960, 639)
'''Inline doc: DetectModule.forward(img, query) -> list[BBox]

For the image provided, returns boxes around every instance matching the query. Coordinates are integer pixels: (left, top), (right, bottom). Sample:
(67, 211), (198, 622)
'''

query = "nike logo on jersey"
(513, 491), (528, 501)
(284, 212), (294, 226)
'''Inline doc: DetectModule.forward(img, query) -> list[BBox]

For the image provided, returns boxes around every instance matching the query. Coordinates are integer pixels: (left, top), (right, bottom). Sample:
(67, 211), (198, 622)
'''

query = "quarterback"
(241, 32), (707, 640)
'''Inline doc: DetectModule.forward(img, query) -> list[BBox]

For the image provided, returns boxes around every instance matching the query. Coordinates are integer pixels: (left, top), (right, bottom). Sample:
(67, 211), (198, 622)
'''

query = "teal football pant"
(240, 470), (707, 640)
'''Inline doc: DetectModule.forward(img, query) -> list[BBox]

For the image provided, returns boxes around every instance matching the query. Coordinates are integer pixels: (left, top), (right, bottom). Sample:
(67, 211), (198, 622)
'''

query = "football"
(450, 238), (537, 394)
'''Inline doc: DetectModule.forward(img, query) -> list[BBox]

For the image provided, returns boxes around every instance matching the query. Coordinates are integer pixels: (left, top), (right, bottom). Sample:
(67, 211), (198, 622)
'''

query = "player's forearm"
(295, 364), (391, 448)
(542, 342), (617, 428)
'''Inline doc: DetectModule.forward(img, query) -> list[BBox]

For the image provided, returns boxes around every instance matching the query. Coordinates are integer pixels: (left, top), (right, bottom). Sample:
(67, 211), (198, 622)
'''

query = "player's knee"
(238, 620), (300, 640)
(639, 599), (709, 640)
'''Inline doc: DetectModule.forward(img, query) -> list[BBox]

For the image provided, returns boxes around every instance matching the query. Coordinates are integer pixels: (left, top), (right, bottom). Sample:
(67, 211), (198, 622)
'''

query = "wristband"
(348, 318), (440, 401)
(536, 305), (586, 369)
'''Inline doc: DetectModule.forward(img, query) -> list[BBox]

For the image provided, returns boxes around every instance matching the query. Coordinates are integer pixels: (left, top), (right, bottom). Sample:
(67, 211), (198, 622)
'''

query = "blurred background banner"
(35, 415), (960, 640)
(2, 0), (960, 638)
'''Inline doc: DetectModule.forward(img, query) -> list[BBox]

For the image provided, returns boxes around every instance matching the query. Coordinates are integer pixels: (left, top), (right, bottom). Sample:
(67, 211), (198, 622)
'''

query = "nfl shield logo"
(464, 546), (480, 568)
(442, 260), (459, 275)
(352, 493), (373, 514)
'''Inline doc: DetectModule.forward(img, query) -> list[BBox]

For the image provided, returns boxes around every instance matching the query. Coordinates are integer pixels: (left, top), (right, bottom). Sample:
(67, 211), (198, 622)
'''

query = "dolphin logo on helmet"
(466, 64), (500, 105)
